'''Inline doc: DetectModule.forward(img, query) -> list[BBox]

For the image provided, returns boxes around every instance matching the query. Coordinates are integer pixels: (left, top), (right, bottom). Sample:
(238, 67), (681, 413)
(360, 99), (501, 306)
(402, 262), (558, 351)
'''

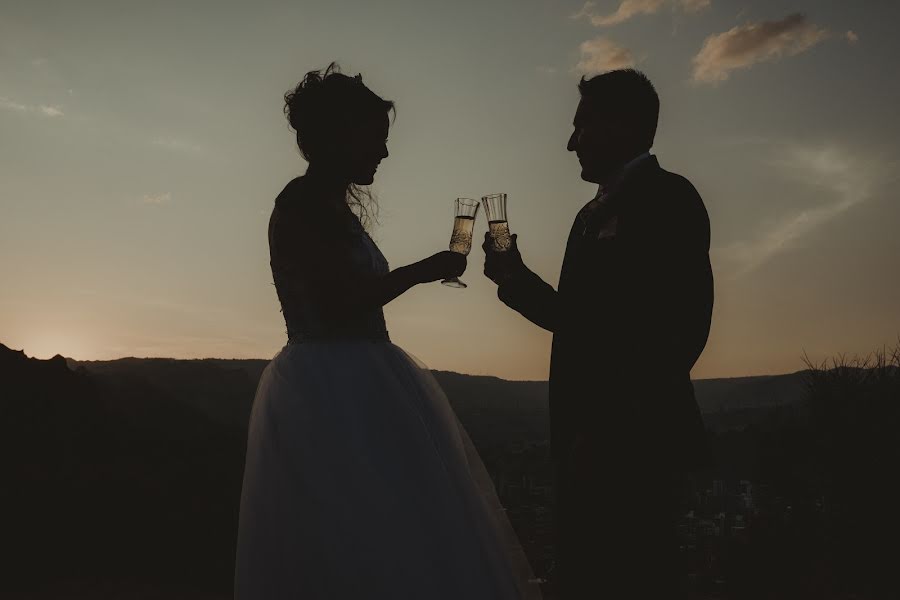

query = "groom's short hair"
(578, 69), (659, 151)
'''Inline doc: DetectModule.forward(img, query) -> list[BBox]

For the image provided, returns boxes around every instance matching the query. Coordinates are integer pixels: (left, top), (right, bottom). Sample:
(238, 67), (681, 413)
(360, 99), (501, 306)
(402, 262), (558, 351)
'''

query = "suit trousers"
(553, 439), (688, 600)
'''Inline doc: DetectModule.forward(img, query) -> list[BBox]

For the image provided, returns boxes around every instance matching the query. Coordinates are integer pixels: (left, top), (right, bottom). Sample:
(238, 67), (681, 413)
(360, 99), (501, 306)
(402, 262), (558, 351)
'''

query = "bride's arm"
(313, 252), (463, 315)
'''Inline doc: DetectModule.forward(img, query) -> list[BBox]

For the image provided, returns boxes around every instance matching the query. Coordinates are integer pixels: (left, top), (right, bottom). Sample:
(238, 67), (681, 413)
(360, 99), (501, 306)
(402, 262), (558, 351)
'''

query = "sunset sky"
(2, 0), (898, 380)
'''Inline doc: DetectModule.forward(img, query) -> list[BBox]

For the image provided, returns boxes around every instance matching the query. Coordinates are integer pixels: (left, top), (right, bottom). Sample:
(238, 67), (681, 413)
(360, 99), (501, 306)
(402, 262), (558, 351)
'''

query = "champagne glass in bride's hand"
(442, 197), (480, 288)
(482, 193), (511, 252)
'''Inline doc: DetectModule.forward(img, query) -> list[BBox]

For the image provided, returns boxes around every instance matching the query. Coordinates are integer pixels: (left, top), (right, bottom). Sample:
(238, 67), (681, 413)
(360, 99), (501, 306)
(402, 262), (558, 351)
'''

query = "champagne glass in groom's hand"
(442, 197), (480, 288)
(482, 193), (525, 285)
(482, 193), (511, 252)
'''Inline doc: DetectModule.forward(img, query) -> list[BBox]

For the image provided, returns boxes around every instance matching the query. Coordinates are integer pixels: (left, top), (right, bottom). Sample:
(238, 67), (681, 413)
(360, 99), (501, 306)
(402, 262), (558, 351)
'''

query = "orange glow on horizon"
(13, 331), (95, 361)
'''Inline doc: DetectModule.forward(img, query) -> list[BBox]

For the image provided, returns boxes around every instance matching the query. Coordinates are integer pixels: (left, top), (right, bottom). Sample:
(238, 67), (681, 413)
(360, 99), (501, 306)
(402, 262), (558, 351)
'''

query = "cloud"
(716, 142), (884, 277)
(0, 96), (64, 117)
(572, 0), (665, 26)
(141, 192), (172, 205)
(679, 0), (711, 12)
(574, 37), (636, 75)
(536, 65), (558, 75)
(692, 13), (830, 83)
(845, 30), (859, 44)
(570, 1), (596, 21)
(571, 0), (710, 27)
(0, 97), (29, 112)
(39, 105), (64, 117)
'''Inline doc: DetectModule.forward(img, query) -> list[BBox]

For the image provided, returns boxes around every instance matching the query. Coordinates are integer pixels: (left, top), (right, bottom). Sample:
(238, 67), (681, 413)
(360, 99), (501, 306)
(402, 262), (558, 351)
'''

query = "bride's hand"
(414, 251), (467, 283)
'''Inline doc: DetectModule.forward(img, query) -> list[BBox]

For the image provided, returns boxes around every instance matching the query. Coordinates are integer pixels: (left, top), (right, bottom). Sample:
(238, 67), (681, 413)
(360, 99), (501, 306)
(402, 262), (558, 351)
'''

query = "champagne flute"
(442, 197), (480, 288)
(482, 193), (511, 252)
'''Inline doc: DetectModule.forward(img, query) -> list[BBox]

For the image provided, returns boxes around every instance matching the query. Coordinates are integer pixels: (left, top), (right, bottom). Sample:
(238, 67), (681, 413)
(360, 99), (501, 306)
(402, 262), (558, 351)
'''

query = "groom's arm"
(483, 233), (560, 333)
(497, 267), (560, 333)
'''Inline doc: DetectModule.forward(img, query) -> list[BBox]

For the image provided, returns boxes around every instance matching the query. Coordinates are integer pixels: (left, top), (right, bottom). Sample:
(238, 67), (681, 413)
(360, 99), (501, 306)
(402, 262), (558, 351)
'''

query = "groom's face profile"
(567, 98), (631, 185)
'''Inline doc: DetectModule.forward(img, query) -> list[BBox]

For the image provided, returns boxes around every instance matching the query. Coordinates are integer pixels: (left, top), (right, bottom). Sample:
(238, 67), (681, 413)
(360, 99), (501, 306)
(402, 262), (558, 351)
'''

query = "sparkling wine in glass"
(482, 193), (511, 252)
(442, 197), (480, 288)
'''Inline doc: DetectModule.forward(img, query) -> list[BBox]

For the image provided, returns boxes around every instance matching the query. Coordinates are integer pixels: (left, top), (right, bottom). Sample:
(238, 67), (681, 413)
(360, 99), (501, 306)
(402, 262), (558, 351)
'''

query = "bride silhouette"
(234, 63), (540, 599)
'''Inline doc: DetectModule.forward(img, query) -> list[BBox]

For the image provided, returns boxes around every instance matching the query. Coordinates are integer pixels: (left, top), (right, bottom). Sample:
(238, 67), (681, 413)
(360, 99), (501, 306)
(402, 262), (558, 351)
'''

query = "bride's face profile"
(343, 112), (390, 186)
(314, 110), (389, 186)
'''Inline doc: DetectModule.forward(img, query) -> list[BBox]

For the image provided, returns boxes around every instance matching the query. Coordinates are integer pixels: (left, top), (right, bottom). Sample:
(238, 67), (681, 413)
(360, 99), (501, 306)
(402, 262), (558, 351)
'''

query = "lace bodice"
(269, 181), (390, 343)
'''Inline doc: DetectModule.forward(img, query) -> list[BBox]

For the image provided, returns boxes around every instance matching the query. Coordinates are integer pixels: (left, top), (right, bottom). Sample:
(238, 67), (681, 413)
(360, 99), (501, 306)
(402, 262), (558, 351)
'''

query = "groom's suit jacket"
(498, 155), (713, 473)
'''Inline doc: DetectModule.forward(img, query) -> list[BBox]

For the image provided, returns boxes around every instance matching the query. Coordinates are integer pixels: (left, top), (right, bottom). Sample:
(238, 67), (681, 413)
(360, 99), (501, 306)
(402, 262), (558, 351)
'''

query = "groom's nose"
(567, 130), (578, 152)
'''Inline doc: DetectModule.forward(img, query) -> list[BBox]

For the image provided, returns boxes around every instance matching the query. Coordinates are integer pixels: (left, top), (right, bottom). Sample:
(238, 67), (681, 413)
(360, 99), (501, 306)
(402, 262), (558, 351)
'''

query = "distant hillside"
(1, 342), (818, 598)
(693, 372), (808, 412)
(68, 356), (268, 430)
(67, 356), (809, 435)
(693, 371), (809, 431)
(2, 344), (246, 598)
(7, 341), (895, 599)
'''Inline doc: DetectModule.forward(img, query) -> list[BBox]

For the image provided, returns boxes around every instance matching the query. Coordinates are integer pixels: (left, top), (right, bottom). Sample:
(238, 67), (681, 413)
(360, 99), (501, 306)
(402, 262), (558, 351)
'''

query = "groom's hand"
(483, 232), (525, 285)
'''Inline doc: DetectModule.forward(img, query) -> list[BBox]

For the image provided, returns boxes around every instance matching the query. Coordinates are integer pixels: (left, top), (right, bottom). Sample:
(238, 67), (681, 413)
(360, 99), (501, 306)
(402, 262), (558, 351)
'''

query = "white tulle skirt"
(235, 340), (541, 600)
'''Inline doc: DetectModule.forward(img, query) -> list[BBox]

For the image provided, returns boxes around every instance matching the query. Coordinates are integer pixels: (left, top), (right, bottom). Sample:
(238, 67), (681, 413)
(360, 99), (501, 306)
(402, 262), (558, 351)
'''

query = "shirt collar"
(623, 151), (652, 173)
(594, 151), (654, 200)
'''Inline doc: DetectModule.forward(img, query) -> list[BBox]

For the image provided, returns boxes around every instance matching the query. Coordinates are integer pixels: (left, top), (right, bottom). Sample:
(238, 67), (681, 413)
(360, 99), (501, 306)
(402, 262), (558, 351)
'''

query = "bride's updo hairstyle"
(284, 63), (394, 228)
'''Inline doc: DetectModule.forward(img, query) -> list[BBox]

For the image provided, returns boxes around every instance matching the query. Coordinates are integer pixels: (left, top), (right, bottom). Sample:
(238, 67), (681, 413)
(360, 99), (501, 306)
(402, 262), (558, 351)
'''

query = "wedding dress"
(235, 183), (541, 599)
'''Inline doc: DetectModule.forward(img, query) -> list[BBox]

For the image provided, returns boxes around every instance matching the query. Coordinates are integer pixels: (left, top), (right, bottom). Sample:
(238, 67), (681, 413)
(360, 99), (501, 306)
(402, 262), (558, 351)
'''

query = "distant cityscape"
(485, 439), (852, 599)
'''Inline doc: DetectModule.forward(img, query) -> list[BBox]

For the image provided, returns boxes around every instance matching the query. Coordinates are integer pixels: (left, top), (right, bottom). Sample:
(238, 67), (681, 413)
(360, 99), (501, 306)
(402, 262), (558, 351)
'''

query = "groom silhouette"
(484, 69), (713, 598)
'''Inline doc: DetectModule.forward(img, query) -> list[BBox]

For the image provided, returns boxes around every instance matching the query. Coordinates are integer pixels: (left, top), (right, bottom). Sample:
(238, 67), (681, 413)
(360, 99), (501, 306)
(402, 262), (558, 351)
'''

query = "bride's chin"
(354, 171), (377, 186)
